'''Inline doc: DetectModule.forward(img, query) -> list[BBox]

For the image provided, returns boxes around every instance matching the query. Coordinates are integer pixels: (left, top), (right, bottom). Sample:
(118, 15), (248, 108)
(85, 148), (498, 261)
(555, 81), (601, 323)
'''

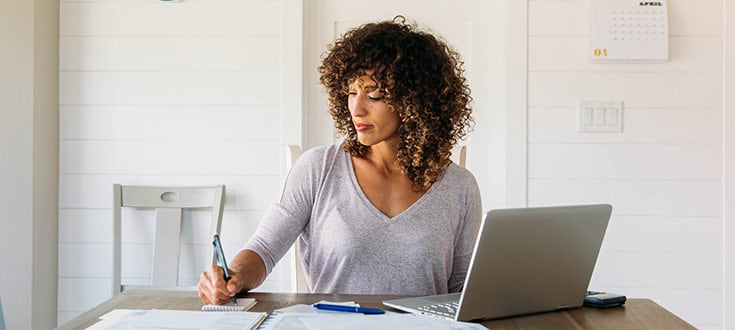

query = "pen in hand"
(212, 234), (237, 304)
(313, 303), (386, 314)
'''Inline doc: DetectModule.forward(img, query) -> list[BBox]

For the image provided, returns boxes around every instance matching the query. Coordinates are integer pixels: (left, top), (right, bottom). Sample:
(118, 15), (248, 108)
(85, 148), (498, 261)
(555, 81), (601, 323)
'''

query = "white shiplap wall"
(527, 0), (722, 328)
(57, 0), (297, 324)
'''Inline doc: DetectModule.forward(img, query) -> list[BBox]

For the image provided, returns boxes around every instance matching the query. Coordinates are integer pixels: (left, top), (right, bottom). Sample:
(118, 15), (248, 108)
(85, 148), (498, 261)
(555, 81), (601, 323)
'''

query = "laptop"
(383, 204), (612, 322)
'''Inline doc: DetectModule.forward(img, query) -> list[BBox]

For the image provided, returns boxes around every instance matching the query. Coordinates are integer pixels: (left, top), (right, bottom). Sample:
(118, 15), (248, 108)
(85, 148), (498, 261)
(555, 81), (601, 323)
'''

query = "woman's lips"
(355, 123), (372, 131)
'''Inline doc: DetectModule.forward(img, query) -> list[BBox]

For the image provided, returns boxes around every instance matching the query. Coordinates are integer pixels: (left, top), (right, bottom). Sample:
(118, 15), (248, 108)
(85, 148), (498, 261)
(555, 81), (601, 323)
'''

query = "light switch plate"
(577, 100), (623, 132)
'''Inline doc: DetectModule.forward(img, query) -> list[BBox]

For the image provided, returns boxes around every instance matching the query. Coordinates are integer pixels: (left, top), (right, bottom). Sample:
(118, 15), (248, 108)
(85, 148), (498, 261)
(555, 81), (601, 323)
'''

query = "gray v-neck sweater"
(243, 143), (483, 295)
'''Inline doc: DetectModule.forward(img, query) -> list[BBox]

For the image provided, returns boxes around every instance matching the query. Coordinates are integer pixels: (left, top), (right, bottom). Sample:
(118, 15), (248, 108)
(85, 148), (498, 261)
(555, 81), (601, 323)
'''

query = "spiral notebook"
(201, 298), (257, 311)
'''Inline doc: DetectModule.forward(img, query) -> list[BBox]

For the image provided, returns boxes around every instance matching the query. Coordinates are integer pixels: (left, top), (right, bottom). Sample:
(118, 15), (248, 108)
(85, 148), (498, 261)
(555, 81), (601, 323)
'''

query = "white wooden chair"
(451, 145), (467, 167)
(286, 145), (309, 293)
(111, 184), (225, 295)
(286, 144), (303, 170)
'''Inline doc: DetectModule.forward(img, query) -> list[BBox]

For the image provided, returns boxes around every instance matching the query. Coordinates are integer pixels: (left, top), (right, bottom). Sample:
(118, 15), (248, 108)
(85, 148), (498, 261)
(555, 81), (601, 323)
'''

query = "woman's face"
(347, 74), (401, 147)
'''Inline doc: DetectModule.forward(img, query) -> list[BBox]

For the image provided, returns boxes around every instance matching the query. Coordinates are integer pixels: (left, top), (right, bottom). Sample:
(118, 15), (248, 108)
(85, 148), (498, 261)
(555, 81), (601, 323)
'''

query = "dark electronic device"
(584, 291), (627, 308)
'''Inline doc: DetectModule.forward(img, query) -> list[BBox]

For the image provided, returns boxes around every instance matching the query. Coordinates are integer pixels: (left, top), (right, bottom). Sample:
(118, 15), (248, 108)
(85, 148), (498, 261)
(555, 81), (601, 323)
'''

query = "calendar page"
(590, 0), (669, 62)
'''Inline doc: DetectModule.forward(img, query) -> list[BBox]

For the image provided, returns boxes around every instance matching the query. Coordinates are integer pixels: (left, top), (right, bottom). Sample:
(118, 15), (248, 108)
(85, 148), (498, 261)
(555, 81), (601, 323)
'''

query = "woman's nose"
(350, 94), (368, 116)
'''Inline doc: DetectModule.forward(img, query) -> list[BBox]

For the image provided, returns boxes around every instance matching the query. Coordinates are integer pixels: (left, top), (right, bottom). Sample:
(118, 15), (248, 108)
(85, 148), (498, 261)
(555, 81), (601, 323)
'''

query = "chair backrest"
(112, 184), (225, 295)
(286, 145), (310, 293)
(451, 145), (467, 167)
(286, 144), (303, 170)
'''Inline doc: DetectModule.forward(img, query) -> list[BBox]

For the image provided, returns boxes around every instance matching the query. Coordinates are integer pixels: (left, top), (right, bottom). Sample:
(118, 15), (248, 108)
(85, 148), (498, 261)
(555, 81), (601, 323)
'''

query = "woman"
(199, 16), (482, 305)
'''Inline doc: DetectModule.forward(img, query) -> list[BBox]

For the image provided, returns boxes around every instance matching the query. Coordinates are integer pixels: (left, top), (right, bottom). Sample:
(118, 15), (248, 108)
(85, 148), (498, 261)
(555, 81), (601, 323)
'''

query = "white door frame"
(723, 0), (734, 326)
(505, 0), (529, 208)
(280, 0), (306, 292)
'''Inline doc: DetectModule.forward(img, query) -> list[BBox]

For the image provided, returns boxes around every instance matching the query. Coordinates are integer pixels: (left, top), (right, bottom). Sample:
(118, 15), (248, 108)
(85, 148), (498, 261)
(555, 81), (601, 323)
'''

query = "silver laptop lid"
(456, 204), (612, 321)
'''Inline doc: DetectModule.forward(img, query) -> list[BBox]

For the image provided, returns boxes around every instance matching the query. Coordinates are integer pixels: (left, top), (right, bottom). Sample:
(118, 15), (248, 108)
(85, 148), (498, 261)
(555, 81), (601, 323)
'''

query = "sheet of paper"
(258, 311), (486, 330)
(88, 309), (267, 329)
(299, 314), (487, 330)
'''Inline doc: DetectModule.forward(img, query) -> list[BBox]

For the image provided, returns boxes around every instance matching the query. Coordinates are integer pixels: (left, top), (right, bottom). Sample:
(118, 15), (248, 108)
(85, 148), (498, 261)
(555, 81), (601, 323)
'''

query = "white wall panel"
(603, 216), (721, 253)
(528, 1), (587, 36)
(60, 71), (279, 106)
(592, 252), (721, 289)
(529, 0), (722, 37)
(59, 208), (112, 243)
(61, 106), (280, 141)
(119, 215), (155, 244)
(528, 108), (721, 144)
(667, 0), (723, 36)
(59, 243), (113, 278)
(120, 244), (153, 280)
(528, 72), (721, 108)
(219, 213), (264, 243)
(59, 140), (279, 175)
(528, 144), (721, 180)
(59, 175), (280, 210)
(528, 179), (721, 217)
(60, 1), (280, 37)
(61, 36), (280, 71)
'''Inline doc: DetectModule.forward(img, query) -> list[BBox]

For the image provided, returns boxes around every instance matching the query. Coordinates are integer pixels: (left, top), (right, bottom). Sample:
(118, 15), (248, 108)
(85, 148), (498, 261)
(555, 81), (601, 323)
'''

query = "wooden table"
(56, 289), (695, 329)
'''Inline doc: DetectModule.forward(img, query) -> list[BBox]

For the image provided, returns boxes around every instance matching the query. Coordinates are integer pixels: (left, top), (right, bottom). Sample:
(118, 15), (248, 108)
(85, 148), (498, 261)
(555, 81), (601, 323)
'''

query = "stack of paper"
(257, 301), (487, 330)
(88, 309), (268, 330)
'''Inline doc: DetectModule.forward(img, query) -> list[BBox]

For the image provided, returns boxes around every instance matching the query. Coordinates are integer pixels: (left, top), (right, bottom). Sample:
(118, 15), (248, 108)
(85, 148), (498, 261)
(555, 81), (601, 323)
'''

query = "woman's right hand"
(197, 249), (267, 305)
(198, 266), (243, 305)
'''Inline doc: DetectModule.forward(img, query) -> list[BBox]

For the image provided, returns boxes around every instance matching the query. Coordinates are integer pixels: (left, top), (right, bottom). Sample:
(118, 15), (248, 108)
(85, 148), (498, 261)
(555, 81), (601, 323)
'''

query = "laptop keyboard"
(417, 302), (459, 318)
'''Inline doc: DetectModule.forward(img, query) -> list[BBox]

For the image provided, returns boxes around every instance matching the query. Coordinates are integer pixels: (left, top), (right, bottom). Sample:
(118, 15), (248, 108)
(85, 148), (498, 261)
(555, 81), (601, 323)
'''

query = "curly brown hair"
(318, 16), (473, 191)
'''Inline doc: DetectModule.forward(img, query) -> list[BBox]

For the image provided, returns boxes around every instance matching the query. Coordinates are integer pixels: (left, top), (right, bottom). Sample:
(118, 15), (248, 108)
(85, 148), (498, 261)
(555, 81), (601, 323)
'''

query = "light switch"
(593, 108), (606, 125)
(577, 100), (623, 132)
(606, 108), (618, 125)
(583, 108), (594, 125)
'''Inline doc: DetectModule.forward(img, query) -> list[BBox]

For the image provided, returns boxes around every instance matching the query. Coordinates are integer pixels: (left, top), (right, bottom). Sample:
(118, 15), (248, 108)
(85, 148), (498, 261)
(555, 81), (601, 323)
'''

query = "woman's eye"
(368, 95), (384, 101)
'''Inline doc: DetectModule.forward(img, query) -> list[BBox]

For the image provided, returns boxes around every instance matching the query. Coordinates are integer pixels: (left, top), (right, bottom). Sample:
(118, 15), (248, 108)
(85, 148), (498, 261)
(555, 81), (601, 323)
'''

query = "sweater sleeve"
(448, 167), (483, 293)
(242, 146), (329, 275)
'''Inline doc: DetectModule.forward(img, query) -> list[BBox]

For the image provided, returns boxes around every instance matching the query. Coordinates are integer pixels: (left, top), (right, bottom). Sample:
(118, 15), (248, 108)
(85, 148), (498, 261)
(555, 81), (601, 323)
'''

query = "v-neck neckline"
(345, 151), (436, 222)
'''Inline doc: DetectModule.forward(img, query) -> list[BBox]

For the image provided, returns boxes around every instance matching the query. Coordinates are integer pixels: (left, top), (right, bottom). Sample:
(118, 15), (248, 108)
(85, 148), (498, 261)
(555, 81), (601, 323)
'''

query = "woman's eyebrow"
(363, 85), (381, 92)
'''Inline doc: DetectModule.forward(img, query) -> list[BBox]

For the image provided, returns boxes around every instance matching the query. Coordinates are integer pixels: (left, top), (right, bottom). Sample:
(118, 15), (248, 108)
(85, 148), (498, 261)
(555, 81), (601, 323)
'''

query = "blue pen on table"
(313, 303), (386, 314)
(212, 234), (237, 304)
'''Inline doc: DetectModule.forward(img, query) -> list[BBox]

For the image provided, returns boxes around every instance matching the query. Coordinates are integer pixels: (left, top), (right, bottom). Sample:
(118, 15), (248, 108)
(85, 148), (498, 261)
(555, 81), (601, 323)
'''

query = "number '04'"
(593, 48), (608, 57)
